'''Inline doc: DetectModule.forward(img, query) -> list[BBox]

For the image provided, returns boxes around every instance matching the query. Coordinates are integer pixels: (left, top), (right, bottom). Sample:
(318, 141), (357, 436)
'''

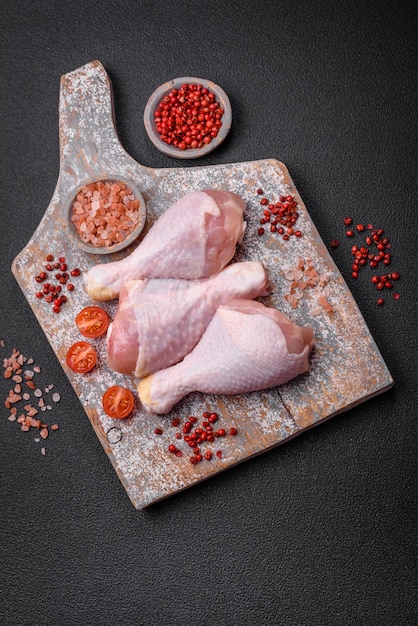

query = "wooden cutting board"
(12, 61), (393, 509)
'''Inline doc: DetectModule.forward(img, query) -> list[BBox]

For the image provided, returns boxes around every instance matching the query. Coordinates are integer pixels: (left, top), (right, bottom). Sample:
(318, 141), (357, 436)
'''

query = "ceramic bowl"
(143, 77), (232, 159)
(65, 176), (146, 255)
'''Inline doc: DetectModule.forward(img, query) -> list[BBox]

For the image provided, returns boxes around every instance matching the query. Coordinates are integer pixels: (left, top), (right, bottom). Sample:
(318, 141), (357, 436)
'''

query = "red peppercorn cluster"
(333, 219), (401, 306)
(154, 411), (238, 465)
(256, 189), (302, 239)
(371, 271), (400, 297)
(34, 254), (81, 313)
(154, 83), (224, 151)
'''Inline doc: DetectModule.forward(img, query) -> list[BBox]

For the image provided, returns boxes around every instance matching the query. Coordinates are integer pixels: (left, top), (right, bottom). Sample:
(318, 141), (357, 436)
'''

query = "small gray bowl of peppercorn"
(143, 77), (232, 159)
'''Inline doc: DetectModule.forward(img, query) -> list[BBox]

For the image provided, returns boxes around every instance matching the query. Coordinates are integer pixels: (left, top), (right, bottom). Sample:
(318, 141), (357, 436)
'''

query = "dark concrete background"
(1, 1), (417, 624)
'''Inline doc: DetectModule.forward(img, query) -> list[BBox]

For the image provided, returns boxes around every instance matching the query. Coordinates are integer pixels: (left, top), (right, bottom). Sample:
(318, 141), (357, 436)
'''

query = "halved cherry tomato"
(66, 341), (97, 373)
(102, 386), (135, 419)
(76, 306), (109, 338)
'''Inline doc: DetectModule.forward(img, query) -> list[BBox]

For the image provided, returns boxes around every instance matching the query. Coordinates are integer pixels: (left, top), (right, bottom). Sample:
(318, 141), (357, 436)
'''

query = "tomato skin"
(66, 341), (97, 373)
(76, 306), (109, 338)
(102, 386), (135, 419)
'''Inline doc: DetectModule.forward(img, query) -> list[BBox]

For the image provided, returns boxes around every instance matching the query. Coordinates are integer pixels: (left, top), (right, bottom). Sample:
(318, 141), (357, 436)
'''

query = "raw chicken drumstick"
(107, 261), (270, 378)
(138, 299), (314, 414)
(84, 189), (246, 301)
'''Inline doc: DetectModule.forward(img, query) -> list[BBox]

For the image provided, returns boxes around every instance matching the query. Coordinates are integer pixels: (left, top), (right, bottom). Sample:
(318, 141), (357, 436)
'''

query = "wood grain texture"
(11, 61), (393, 508)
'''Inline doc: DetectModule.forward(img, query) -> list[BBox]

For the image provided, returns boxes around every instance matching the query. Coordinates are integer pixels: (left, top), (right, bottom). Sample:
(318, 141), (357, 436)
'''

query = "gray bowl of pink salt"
(66, 177), (146, 255)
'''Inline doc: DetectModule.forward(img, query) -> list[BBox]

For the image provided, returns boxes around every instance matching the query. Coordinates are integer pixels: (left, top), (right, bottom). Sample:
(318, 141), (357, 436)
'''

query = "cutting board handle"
(58, 60), (148, 189)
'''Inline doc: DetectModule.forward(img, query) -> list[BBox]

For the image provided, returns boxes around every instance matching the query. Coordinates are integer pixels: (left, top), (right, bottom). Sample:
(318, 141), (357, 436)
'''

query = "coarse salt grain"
(71, 180), (141, 248)
(2, 343), (61, 455)
(283, 257), (333, 315)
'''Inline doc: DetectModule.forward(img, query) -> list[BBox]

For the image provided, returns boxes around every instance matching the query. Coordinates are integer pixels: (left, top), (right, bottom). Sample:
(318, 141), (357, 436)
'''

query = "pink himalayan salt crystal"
(71, 180), (140, 247)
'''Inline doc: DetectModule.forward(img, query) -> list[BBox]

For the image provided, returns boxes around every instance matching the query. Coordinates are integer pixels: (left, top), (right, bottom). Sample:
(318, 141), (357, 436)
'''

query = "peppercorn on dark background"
(1, 1), (417, 625)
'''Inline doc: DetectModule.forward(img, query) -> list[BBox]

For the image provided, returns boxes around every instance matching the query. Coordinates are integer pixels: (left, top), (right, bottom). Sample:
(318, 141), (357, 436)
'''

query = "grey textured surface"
(1, 1), (417, 624)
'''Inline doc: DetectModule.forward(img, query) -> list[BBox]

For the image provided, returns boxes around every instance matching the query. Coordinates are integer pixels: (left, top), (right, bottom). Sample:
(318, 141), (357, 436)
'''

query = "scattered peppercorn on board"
(11, 61), (393, 509)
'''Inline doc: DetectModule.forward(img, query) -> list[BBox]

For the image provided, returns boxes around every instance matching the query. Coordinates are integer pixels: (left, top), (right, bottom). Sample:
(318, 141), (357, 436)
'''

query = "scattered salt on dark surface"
(1, 340), (61, 455)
